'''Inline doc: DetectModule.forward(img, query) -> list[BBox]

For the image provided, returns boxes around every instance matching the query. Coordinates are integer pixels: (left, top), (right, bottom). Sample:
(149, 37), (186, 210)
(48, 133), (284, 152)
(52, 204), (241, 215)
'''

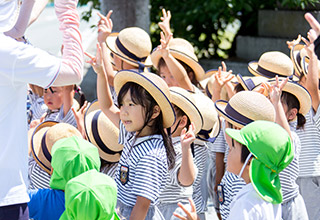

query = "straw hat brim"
(30, 121), (58, 174)
(199, 69), (218, 89)
(84, 101), (123, 163)
(151, 48), (205, 81)
(290, 44), (305, 77)
(268, 79), (311, 116)
(248, 61), (299, 81)
(169, 88), (203, 134)
(237, 74), (266, 91)
(106, 34), (153, 67)
(214, 101), (246, 128)
(114, 70), (176, 128)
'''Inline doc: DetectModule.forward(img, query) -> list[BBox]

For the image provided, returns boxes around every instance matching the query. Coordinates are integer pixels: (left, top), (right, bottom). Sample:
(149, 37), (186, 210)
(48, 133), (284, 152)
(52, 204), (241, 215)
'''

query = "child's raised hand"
(286, 35), (301, 49)
(97, 10), (113, 44)
(158, 8), (172, 37)
(302, 36), (316, 57)
(72, 100), (90, 140)
(180, 122), (196, 149)
(85, 43), (104, 75)
(305, 13), (320, 38)
(269, 76), (288, 105)
(213, 61), (234, 91)
(173, 198), (199, 220)
(157, 31), (173, 58)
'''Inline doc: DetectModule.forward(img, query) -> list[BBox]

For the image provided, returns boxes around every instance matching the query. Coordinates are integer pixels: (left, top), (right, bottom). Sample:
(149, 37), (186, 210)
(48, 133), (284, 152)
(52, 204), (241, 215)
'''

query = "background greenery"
(79, 0), (319, 59)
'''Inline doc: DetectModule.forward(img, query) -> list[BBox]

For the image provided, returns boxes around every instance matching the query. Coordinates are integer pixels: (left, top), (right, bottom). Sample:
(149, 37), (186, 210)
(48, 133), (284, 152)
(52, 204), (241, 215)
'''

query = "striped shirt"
(159, 137), (197, 205)
(44, 105), (77, 128)
(101, 162), (118, 179)
(220, 171), (246, 220)
(290, 105), (320, 177)
(116, 122), (168, 207)
(192, 139), (208, 213)
(212, 120), (228, 164)
(28, 156), (51, 190)
(279, 130), (301, 203)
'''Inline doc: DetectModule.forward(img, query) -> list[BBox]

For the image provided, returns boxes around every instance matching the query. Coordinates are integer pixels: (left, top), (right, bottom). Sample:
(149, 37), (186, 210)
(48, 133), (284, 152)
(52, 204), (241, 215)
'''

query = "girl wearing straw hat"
(89, 44), (181, 219)
(0, 0), (83, 217)
(158, 87), (201, 220)
(151, 9), (209, 92)
(174, 121), (294, 220)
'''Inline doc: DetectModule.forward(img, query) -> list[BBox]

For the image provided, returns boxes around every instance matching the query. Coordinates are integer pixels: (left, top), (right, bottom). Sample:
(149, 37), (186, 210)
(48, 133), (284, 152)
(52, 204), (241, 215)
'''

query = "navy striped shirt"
(220, 171), (246, 220)
(192, 140), (208, 213)
(290, 105), (320, 177)
(116, 122), (168, 207)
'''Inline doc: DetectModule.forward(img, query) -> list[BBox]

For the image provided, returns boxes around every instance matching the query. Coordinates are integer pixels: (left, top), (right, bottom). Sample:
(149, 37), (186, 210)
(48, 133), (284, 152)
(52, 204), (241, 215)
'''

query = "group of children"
(18, 2), (320, 220)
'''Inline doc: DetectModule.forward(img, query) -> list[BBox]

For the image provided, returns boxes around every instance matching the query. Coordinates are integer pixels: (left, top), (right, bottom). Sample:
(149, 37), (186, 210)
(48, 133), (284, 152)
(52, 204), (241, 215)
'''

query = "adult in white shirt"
(0, 0), (83, 218)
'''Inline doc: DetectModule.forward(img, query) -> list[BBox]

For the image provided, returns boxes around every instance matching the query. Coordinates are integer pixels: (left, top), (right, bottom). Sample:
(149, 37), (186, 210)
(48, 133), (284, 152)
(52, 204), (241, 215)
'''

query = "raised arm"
(302, 37), (320, 112)
(5, 0), (35, 38)
(178, 123), (197, 186)
(85, 44), (120, 128)
(97, 10), (116, 87)
(51, 0), (84, 86)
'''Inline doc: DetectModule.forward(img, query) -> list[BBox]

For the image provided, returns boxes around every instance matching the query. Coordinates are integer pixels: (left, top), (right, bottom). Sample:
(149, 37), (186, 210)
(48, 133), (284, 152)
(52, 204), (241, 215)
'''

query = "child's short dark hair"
(117, 82), (176, 169)
(281, 91), (306, 129)
(240, 143), (251, 163)
(234, 83), (245, 93)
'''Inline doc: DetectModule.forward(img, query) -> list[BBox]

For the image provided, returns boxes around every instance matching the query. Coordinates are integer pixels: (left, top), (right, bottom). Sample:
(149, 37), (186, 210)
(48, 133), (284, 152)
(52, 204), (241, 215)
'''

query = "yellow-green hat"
(226, 120), (294, 204)
(60, 169), (120, 220)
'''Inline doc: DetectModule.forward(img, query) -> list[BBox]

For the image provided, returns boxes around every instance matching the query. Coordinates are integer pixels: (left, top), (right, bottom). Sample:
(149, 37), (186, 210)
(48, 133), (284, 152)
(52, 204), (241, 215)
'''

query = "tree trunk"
(100, 0), (150, 33)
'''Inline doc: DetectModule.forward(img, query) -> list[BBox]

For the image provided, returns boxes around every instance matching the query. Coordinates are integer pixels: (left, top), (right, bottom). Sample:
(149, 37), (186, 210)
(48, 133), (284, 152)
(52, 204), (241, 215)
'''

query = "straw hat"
(236, 74), (267, 91)
(190, 92), (220, 142)
(106, 27), (152, 67)
(215, 91), (275, 128)
(226, 120), (293, 204)
(169, 87), (203, 134)
(105, 32), (119, 68)
(248, 51), (294, 78)
(151, 38), (206, 81)
(0, 0), (20, 32)
(114, 69), (176, 128)
(268, 78), (311, 116)
(30, 121), (82, 174)
(290, 44), (308, 77)
(84, 101), (123, 163)
(199, 69), (218, 89)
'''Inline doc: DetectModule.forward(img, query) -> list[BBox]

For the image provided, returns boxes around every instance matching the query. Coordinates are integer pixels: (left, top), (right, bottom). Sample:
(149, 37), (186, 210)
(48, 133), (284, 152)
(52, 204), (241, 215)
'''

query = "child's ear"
(288, 108), (298, 121)
(151, 105), (161, 119)
(179, 115), (188, 128)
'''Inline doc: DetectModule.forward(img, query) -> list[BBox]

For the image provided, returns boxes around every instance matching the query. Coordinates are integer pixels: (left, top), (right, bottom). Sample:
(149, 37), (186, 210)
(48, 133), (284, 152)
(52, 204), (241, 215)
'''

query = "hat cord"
(238, 152), (252, 178)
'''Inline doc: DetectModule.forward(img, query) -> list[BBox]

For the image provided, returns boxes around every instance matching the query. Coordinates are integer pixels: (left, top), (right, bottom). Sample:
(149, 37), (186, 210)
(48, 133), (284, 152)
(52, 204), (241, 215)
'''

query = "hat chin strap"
(238, 152), (252, 178)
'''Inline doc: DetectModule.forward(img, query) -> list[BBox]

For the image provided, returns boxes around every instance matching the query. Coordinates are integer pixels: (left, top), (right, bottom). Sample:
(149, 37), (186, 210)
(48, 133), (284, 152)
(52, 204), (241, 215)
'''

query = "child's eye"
(119, 103), (123, 107)
(129, 103), (135, 106)
(161, 75), (166, 79)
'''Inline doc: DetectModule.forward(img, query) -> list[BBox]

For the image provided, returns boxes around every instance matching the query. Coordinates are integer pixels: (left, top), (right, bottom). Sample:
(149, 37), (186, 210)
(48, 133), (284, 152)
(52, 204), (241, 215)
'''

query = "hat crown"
(169, 38), (198, 61)
(258, 51), (293, 77)
(241, 121), (293, 173)
(228, 91), (275, 123)
(118, 27), (152, 59)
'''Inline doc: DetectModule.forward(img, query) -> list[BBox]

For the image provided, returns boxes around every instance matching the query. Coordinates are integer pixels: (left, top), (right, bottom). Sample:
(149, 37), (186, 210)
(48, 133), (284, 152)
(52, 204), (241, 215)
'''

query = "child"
(174, 120), (294, 220)
(28, 121), (82, 189)
(89, 40), (178, 219)
(151, 9), (208, 92)
(214, 91), (276, 220)
(28, 136), (101, 220)
(60, 169), (119, 220)
(158, 86), (202, 220)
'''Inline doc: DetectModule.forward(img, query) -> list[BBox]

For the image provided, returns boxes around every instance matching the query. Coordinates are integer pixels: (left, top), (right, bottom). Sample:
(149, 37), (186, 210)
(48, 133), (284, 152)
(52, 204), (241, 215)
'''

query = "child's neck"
(171, 127), (184, 138)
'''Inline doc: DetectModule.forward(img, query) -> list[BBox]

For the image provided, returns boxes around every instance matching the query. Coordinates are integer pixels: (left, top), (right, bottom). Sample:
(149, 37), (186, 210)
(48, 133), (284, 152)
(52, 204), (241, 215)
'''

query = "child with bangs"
(88, 40), (191, 219)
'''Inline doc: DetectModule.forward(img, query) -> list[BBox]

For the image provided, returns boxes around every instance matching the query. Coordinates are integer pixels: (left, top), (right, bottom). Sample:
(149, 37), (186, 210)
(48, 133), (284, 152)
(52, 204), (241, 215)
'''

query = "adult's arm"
(51, 0), (83, 86)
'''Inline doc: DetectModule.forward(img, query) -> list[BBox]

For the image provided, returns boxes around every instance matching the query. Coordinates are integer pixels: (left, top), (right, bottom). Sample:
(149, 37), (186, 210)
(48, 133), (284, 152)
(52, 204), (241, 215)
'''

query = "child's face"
(159, 65), (179, 87)
(43, 87), (63, 110)
(119, 91), (146, 134)
(226, 137), (244, 175)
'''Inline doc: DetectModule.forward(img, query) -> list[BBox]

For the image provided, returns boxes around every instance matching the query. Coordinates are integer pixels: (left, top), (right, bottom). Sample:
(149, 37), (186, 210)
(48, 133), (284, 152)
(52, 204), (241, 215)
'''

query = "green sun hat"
(50, 136), (101, 190)
(225, 120), (293, 204)
(59, 169), (120, 220)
